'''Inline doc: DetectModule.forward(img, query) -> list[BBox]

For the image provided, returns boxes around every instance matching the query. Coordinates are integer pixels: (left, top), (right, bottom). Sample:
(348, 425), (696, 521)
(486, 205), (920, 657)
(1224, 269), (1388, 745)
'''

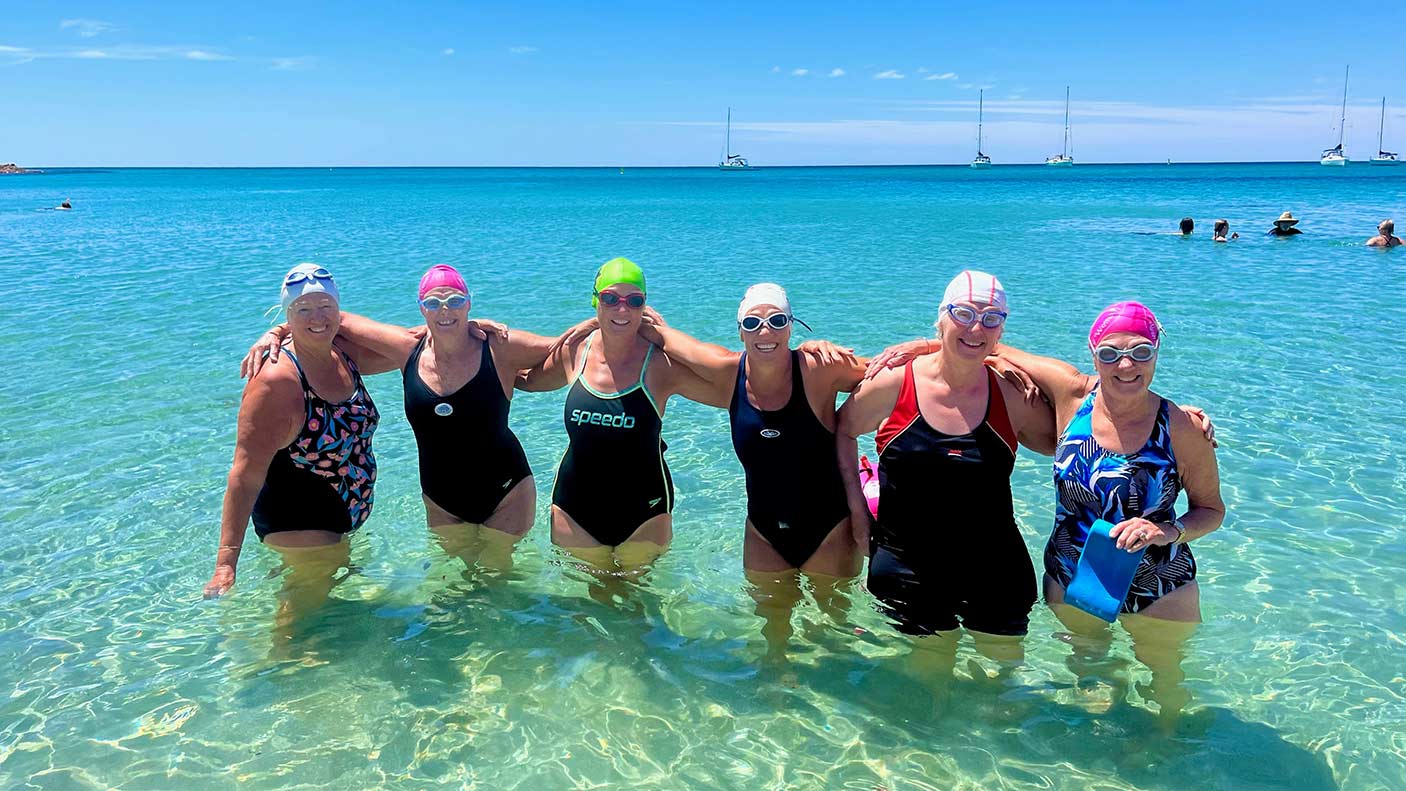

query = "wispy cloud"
(508, 45), (538, 55)
(60, 19), (116, 38)
(271, 55), (317, 71)
(790, 68), (808, 77)
(828, 68), (845, 78)
(442, 48), (455, 56)
(771, 65), (780, 73)
(874, 69), (904, 80)
(924, 72), (957, 81)
(2, 44), (237, 62)
(185, 50), (233, 61)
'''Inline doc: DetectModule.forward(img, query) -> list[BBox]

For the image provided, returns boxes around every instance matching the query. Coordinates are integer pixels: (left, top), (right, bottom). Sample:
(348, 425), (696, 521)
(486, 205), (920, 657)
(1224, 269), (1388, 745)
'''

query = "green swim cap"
(592, 257), (647, 307)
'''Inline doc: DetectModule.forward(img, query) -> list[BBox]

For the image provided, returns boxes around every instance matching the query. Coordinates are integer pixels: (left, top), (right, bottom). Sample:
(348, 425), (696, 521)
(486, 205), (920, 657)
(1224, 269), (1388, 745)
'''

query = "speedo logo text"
(571, 409), (636, 429)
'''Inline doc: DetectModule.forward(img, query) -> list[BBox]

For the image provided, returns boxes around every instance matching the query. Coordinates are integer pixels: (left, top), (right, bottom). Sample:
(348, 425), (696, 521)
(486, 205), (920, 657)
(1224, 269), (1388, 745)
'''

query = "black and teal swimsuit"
(551, 335), (673, 546)
(728, 350), (849, 568)
(402, 336), (532, 524)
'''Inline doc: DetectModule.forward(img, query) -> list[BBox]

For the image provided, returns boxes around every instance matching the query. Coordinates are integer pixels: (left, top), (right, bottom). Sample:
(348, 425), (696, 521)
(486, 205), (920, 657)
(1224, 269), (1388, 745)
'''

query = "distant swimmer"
(1267, 211), (1303, 236)
(56, 200), (72, 211)
(1212, 219), (1238, 242)
(1366, 219), (1403, 248)
(1178, 217), (1194, 235)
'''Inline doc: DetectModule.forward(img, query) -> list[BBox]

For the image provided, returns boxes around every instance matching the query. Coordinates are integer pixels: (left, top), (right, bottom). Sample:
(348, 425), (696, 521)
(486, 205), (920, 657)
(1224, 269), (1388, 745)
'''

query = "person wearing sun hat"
(1267, 211), (1303, 236)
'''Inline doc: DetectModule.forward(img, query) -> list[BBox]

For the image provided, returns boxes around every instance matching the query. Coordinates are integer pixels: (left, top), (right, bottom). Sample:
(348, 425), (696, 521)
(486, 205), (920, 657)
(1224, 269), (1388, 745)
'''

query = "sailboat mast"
(726, 107), (732, 158)
(977, 90), (984, 152)
(1062, 86), (1071, 157)
(1380, 97), (1386, 152)
(1338, 67), (1349, 148)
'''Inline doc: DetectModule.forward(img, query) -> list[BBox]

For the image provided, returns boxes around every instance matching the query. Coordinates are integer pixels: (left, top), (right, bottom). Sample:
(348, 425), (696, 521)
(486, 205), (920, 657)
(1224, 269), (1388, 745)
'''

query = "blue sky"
(4, 1), (1404, 166)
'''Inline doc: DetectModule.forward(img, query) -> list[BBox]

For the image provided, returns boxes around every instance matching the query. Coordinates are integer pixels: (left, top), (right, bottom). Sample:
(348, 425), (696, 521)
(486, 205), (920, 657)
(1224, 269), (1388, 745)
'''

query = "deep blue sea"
(2, 164), (1404, 790)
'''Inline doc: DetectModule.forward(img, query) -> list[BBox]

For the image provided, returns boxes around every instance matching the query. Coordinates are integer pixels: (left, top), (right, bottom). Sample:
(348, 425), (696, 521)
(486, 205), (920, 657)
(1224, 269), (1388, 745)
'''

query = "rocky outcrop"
(0, 163), (38, 174)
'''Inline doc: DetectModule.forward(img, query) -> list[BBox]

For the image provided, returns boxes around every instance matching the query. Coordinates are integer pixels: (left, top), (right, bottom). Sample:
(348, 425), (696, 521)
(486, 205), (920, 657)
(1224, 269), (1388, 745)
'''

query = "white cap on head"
(941, 270), (1007, 311)
(280, 262), (340, 310)
(737, 282), (791, 321)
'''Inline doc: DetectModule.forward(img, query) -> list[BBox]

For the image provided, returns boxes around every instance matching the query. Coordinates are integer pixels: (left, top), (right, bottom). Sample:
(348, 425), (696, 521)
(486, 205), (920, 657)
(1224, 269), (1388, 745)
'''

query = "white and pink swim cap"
(941, 270), (1008, 310)
(418, 264), (469, 300)
(1088, 301), (1162, 348)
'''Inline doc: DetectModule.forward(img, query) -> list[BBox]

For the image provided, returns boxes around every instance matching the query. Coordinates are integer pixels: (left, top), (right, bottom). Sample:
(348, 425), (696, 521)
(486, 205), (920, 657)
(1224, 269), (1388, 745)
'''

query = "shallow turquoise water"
(2, 164), (1404, 790)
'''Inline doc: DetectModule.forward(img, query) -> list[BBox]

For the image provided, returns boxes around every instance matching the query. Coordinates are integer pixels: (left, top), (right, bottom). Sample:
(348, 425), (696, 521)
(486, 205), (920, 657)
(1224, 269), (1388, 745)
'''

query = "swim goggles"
(1094, 343), (1158, 364)
(596, 290), (646, 309)
(945, 304), (1008, 329)
(740, 313), (791, 332)
(420, 294), (470, 311)
(284, 267), (333, 285)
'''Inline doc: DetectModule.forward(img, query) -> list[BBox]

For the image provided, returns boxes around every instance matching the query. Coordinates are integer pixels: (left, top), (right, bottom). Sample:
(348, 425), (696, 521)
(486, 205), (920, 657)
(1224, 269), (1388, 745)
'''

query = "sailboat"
(1371, 97), (1399, 165)
(1045, 86), (1074, 166)
(1320, 66), (1349, 166)
(971, 89), (992, 168)
(717, 107), (751, 170)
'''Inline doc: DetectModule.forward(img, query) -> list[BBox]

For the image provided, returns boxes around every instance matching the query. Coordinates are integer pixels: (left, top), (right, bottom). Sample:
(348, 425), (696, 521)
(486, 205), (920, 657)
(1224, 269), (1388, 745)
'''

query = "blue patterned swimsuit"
(1046, 387), (1195, 613)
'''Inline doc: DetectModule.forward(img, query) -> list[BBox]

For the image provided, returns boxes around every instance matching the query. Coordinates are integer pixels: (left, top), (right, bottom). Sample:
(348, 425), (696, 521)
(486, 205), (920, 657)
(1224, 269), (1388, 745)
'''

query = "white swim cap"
(280, 262), (340, 310)
(941, 270), (1007, 311)
(737, 282), (792, 321)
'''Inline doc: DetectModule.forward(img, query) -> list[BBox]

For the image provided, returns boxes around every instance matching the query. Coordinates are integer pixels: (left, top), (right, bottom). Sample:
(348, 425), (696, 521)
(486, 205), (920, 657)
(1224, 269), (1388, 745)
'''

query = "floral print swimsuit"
(251, 346), (379, 540)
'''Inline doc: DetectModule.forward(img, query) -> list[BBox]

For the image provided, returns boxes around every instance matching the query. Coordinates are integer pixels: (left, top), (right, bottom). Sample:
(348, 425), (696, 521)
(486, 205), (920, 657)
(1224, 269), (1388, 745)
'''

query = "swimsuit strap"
(787, 349), (805, 406)
(572, 334), (595, 385)
(638, 342), (655, 388)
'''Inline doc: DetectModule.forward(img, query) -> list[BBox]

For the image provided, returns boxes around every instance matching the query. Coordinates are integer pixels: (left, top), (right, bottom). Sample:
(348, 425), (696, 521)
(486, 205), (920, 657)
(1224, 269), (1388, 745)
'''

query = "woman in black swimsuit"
(518, 258), (717, 574)
(243, 264), (564, 569)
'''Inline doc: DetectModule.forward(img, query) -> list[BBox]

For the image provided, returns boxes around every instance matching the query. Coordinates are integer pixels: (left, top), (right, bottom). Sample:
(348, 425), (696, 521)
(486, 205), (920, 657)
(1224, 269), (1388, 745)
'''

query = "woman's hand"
(467, 318), (509, 342)
(641, 306), (667, 328)
(1109, 517), (1175, 552)
(990, 356), (1040, 405)
(864, 339), (933, 380)
(241, 325), (290, 380)
(1179, 405), (1218, 448)
(548, 317), (599, 357)
(204, 564), (236, 598)
(799, 339), (858, 367)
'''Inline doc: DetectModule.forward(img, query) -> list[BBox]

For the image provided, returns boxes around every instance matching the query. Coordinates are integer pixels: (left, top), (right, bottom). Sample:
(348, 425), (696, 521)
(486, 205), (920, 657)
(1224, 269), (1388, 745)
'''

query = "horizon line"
(4, 160), (1370, 170)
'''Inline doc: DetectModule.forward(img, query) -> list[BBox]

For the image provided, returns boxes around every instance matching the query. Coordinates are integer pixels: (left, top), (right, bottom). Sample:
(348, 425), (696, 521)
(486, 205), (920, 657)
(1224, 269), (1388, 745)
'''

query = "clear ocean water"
(2, 164), (1404, 790)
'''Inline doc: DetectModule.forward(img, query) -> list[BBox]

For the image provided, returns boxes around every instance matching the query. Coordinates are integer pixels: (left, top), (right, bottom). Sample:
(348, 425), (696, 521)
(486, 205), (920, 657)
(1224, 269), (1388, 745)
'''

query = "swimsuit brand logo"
(648, 497), (662, 507)
(570, 409), (636, 429)
(759, 429), (782, 439)
(434, 403), (454, 417)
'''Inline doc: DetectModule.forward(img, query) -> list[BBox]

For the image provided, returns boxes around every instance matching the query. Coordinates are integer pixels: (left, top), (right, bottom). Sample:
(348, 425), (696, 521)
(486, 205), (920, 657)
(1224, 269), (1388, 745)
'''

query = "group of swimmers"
(1176, 213), (1403, 245)
(206, 258), (1225, 712)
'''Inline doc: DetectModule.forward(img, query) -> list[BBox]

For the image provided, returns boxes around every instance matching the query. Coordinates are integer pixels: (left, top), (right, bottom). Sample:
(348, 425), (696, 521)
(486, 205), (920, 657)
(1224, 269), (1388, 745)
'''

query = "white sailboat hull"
(1320, 155), (1348, 166)
(1045, 157), (1074, 167)
(1370, 156), (1399, 165)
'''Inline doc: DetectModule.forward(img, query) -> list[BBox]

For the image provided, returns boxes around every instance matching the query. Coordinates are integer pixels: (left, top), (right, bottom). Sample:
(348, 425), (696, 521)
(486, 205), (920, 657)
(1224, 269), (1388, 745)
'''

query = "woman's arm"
(516, 331), (580, 393)
(652, 347), (732, 409)
(336, 312), (419, 368)
(204, 367), (303, 598)
(1165, 400), (1226, 543)
(835, 368), (905, 550)
(995, 374), (1057, 455)
(639, 323), (738, 408)
(990, 342), (1094, 410)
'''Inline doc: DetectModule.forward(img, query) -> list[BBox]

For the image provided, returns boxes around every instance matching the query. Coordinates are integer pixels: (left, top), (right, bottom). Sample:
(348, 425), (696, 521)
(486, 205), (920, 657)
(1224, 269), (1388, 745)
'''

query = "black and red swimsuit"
(869, 362), (1036, 636)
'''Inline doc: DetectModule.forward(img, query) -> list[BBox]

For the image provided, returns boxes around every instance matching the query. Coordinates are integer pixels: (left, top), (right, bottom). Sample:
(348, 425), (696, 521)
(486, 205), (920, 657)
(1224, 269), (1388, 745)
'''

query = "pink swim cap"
(1088, 301), (1162, 348)
(418, 264), (468, 300)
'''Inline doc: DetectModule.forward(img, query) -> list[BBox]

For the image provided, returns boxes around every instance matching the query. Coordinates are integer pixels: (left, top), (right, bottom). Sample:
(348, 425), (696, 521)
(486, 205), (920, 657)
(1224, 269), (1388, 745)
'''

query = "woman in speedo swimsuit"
(518, 258), (717, 571)
(242, 264), (565, 566)
(206, 264), (400, 616)
(837, 271), (1056, 668)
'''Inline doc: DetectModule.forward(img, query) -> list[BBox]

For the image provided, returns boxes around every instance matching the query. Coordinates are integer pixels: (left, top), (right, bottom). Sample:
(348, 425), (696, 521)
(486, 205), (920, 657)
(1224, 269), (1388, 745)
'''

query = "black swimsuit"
(552, 336), (673, 546)
(728, 351), (849, 568)
(252, 347), (379, 540)
(403, 336), (532, 524)
(869, 363), (1035, 636)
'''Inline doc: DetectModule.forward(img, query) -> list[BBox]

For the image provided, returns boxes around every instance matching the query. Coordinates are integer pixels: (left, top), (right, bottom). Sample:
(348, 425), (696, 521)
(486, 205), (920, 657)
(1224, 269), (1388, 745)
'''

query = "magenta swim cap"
(1088, 301), (1162, 348)
(418, 264), (468, 300)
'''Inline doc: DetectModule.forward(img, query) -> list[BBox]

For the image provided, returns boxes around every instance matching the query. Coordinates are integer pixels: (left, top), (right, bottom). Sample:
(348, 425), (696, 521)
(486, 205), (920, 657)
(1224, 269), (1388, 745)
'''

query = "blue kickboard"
(1065, 519), (1145, 622)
